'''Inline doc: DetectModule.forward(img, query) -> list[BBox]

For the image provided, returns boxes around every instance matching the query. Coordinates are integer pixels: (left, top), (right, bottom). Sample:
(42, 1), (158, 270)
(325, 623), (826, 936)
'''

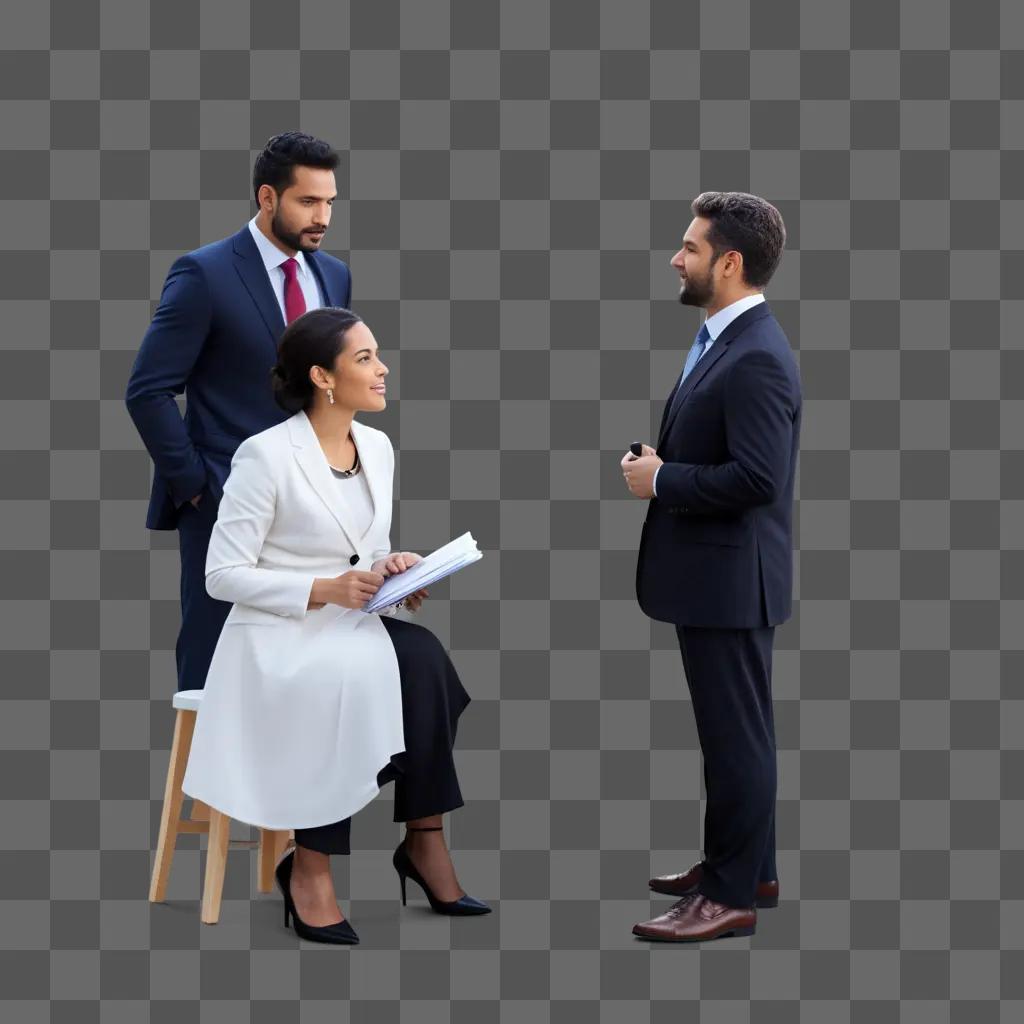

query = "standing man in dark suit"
(624, 192), (800, 942)
(125, 132), (352, 692)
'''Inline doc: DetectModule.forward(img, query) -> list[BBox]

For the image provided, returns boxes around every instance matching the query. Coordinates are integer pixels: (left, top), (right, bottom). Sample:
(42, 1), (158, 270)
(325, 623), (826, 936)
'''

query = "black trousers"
(676, 624), (777, 908)
(176, 500), (231, 692)
(294, 615), (471, 855)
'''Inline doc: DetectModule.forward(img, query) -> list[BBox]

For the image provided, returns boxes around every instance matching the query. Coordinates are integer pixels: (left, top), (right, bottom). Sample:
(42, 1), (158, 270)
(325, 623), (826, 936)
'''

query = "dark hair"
(690, 191), (786, 289)
(271, 308), (363, 414)
(252, 132), (340, 203)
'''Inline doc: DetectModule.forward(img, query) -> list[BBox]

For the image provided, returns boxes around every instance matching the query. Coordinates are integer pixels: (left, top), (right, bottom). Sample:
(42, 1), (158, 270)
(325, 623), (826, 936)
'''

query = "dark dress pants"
(675, 623), (778, 908)
(176, 499), (231, 692)
(294, 615), (471, 855)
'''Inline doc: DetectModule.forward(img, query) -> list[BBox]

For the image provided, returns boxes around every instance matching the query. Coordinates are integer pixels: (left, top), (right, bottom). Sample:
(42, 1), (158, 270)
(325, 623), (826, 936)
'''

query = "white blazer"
(181, 410), (407, 830)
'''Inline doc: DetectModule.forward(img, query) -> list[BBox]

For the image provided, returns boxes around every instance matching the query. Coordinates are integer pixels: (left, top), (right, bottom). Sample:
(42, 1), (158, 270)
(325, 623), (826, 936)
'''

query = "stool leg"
(200, 810), (231, 924)
(257, 829), (281, 893)
(190, 799), (210, 822)
(256, 829), (293, 892)
(149, 708), (196, 904)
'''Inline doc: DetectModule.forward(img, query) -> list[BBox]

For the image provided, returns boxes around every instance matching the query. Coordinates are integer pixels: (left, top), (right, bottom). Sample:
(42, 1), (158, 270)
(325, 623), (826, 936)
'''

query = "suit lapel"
(656, 365), (687, 442)
(233, 226), (342, 341)
(657, 303), (773, 447)
(288, 412), (383, 550)
(305, 252), (339, 307)
(657, 340), (730, 447)
(232, 227), (285, 354)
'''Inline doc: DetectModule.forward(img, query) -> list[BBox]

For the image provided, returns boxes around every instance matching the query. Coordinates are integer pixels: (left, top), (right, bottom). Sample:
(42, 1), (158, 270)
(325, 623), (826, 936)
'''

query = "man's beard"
(678, 270), (714, 308)
(271, 211), (322, 253)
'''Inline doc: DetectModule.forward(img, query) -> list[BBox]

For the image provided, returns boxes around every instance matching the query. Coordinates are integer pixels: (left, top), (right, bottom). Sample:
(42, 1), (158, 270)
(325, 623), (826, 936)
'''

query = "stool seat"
(150, 689), (293, 924)
(172, 688), (204, 712)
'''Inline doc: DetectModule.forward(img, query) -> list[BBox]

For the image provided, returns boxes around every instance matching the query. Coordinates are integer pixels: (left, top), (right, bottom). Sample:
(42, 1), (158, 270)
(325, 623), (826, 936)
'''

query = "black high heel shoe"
(275, 849), (359, 945)
(393, 825), (491, 916)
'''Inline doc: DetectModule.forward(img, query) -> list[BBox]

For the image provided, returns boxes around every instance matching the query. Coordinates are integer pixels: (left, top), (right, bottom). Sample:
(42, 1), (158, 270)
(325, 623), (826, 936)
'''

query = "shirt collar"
(247, 216), (310, 278)
(703, 293), (765, 342)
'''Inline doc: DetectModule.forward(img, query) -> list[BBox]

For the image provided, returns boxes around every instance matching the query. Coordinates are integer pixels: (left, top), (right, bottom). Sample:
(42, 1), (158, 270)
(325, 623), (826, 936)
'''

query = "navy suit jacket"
(636, 302), (802, 629)
(125, 226), (352, 530)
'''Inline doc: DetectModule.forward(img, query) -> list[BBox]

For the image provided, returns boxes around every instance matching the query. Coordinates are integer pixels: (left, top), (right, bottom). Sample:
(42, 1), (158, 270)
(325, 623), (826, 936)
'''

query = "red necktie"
(281, 258), (306, 324)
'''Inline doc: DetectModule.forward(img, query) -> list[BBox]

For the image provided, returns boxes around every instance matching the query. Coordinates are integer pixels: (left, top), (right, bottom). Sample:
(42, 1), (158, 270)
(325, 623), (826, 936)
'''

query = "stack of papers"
(364, 531), (484, 613)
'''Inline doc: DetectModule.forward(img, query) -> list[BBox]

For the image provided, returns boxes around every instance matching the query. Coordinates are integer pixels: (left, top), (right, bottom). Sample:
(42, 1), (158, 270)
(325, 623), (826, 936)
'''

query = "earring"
(327, 388), (335, 405)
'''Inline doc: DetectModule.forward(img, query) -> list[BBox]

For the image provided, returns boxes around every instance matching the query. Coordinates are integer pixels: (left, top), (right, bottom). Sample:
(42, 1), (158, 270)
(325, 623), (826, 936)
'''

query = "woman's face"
(325, 321), (388, 411)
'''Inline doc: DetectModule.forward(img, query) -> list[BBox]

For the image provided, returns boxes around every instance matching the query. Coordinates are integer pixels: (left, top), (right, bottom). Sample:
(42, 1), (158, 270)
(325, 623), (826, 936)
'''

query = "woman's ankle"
(406, 817), (443, 838)
(293, 846), (331, 876)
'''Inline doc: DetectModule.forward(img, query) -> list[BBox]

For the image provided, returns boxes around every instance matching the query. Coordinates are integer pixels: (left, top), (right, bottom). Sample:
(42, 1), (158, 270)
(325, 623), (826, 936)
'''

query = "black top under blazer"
(636, 302), (803, 629)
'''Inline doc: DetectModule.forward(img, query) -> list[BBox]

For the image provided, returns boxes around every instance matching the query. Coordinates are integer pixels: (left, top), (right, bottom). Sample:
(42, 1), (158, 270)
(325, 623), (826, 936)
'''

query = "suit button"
(349, 554), (359, 565)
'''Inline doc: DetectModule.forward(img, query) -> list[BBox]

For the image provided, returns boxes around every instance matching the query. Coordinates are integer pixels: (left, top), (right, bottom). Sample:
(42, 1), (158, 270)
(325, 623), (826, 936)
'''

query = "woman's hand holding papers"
(364, 535), (480, 614)
(371, 552), (430, 612)
(372, 551), (424, 576)
(403, 588), (429, 612)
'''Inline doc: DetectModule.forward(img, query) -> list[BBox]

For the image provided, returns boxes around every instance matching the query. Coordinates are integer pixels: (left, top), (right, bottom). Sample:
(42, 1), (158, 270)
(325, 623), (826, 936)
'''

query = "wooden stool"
(149, 689), (294, 924)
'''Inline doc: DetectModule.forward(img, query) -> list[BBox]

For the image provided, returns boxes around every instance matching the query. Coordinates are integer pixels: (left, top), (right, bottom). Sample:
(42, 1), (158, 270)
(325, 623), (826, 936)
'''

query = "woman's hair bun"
(273, 307), (363, 415)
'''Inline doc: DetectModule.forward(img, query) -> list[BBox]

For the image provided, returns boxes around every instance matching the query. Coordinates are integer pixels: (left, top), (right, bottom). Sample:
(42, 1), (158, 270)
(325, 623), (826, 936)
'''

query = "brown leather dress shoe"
(633, 894), (756, 943)
(649, 862), (779, 908)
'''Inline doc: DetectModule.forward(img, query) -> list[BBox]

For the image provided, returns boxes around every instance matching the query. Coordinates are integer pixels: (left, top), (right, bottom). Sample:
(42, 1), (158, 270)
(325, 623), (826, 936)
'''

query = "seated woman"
(181, 307), (489, 945)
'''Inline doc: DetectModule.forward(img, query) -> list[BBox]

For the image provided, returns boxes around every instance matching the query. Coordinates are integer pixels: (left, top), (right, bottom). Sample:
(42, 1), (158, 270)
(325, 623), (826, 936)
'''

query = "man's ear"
(723, 249), (744, 279)
(258, 183), (276, 213)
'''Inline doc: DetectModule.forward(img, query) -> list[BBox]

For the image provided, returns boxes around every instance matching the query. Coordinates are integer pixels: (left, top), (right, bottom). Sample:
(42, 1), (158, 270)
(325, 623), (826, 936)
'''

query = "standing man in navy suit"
(125, 132), (352, 692)
(624, 192), (801, 942)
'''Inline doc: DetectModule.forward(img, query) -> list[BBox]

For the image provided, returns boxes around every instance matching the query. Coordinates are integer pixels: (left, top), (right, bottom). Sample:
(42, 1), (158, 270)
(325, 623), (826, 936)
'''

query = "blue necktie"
(661, 323), (712, 441)
(680, 323), (710, 384)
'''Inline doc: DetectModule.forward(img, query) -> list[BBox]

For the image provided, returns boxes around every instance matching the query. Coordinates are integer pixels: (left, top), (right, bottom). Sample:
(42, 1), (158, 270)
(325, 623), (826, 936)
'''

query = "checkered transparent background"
(2, 0), (1023, 1020)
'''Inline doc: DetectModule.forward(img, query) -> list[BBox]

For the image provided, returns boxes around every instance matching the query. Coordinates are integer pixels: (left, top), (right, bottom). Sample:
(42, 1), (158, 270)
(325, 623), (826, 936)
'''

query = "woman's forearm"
(205, 564), (317, 619)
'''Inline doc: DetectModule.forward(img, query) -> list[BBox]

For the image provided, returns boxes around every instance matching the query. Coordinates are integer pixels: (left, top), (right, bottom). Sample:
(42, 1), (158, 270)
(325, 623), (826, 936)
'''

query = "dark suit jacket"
(125, 226), (352, 530)
(636, 302), (802, 628)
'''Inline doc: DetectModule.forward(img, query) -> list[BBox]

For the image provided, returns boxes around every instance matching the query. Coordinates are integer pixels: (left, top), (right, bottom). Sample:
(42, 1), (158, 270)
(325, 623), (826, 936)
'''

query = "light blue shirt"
(247, 216), (324, 322)
(652, 293), (766, 498)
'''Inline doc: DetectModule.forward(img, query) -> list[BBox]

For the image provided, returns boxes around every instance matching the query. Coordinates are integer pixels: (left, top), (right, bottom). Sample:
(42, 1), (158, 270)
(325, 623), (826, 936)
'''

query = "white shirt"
(247, 216), (324, 322)
(652, 293), (766, 497)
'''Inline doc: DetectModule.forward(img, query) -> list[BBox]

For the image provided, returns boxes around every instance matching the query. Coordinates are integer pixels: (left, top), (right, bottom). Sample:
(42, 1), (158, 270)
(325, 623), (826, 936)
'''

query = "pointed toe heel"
(392, 825), (492, 917)
(274, 850), (360, 945)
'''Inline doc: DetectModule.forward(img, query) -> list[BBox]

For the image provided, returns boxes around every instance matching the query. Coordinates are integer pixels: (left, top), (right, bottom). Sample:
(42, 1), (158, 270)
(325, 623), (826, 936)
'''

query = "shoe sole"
(633, 925), (756, 942)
